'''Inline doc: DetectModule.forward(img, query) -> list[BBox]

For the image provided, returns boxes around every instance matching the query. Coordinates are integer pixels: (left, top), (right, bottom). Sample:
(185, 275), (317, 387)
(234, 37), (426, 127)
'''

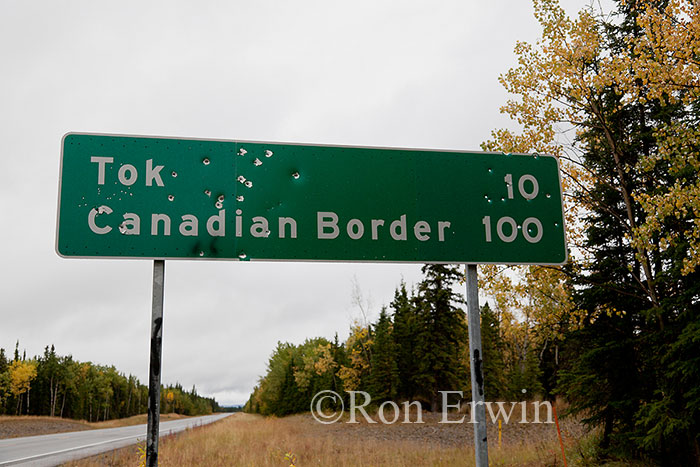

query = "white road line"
(0, 414), (230, 466)
(0, 434), (139, 466)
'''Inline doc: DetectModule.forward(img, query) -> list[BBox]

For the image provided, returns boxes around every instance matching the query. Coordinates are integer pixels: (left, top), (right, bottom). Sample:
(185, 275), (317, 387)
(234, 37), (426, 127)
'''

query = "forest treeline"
(249, 0), (700, 465)
(0, 342), (221, 421)
(245, 264), (543, 416)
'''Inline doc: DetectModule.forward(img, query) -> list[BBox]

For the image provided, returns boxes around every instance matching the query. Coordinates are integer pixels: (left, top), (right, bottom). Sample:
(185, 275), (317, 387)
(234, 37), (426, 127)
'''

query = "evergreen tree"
(390, 282), (419, 399)
(331, 332), (347, 395)
(0, 341), (218, 420)
(479, 304), (508, 400)
(506, 340), (544, 399)
(276, 356), (306, 416)
(0, 348), (8, 415)
(413, 264), (468, 411)
(550, 2), (700, 461)
(482, 0), (700, 461)
(369, 307), (399, 401)
(255, 342), (295, 416)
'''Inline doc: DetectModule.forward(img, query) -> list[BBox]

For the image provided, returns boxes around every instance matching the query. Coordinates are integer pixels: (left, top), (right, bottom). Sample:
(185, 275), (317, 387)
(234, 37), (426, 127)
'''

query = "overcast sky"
(1, 0), (598, 406)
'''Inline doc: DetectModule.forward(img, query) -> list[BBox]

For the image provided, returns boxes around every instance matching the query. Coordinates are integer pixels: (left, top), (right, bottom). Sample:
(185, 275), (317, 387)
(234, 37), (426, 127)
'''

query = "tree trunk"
(601, 408), (614, 449)
(49, 376), (55, 417)
(53, 381), (60, 417)
(589, 99), (660, 315)
(430, 391), (439, 413)
(51, 383), (58, 417)
(539, 338), (549, 363)
(126, 384), (132, 416)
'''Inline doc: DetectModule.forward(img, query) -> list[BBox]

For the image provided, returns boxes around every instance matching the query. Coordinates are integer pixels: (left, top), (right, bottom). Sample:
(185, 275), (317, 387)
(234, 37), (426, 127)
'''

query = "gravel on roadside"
(0, 417), (93, 439)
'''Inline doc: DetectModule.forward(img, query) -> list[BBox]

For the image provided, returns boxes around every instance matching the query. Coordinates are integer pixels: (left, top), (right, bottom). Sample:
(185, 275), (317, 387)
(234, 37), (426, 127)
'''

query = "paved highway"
(0, 413), (232, 466)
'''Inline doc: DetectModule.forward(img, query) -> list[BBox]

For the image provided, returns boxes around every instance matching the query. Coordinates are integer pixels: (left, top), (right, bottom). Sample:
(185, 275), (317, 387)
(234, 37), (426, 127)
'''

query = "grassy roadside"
(65, 412), (615, 466)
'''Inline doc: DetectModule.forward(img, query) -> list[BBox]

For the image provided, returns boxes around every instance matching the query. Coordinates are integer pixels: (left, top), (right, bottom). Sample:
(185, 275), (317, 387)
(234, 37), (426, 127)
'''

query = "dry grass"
(88, 412), (189, 429)
(66, 410), (597, 467)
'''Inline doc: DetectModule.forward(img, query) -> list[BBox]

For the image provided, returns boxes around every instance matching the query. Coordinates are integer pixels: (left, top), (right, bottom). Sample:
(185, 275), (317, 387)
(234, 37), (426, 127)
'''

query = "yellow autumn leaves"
(293, 342), (337, 390)
(0, 360), (38, 412)
(480, 0), (699, 333)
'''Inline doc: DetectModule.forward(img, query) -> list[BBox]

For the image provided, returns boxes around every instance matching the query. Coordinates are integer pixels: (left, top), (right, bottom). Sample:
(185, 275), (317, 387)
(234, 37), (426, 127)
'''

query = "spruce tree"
(413, 264), (468, 411)
(479, 304), (508, 400)
(0, 348), (7, 415)
(554, 3), (700, 461)
(390, 282), (419, 400)
(331, 333), (347, 395)
(369, 307), (399, 401)
(506, 341), (543, 400)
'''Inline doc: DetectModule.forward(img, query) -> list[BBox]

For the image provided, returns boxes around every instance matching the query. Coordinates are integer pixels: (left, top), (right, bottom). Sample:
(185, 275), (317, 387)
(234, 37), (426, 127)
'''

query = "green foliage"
(553, 3), (700, 461)
(479, 304), (508, 400)
(0, 349), (7, 374)
(413, 264), (468, 411)
(633, 317), (700, 460)
(161, 383), (218, 416)
(0, 341), (220, 420)
(506, 341), (543, 399)
(369, 307), (399, 401)
(248, 264), (474, 416)
(249, 339), (338, 416)
(390, 282), (420, 399)
(481, 0), (700, 462)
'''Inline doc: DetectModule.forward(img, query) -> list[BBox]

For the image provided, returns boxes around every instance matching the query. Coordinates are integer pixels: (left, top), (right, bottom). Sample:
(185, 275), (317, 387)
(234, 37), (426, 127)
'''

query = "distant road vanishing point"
(0, 413), (231, 466)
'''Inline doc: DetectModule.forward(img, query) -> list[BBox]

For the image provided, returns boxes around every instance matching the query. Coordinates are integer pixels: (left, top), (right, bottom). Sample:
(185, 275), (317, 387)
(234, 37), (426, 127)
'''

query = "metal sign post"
(466, 264), (488, 466)
(146, 259), (165, 467)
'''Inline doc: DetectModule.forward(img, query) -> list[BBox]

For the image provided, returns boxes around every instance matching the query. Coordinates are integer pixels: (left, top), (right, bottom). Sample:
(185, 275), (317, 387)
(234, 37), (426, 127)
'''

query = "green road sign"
(56, 133), (567, 264)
